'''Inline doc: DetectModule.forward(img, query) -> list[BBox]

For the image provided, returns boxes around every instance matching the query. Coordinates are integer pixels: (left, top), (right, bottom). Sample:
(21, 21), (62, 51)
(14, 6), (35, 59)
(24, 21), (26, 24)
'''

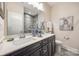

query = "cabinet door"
(41, 44), (49, 56)
(48, 41), (52, 56)
(30, 49), (41, 56)
(48, 35), (55, 56)
(52, 35), (56, 55)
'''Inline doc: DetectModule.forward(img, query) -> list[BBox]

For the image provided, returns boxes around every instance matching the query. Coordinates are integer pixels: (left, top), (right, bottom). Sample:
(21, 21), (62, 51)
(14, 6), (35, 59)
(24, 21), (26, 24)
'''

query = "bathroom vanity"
(0, 34), (55, 56)
(1, 3), (56, 56)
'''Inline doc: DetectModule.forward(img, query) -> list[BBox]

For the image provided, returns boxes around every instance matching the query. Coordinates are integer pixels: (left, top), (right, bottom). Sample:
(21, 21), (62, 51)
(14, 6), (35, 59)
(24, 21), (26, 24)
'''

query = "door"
(41, 44), (49, 56)
(48, 35), (55, 56)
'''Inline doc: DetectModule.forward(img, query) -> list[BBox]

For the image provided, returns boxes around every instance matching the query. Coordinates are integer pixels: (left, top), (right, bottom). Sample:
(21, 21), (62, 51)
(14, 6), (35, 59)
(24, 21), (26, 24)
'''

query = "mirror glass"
(7, 11), (24, 35)
(7, 2), (44, 35)
(24, 14), (33, 33)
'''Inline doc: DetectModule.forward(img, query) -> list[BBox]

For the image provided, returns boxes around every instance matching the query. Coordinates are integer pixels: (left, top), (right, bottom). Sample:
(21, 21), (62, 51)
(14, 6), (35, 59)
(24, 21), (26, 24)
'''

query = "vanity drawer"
(41, 39), (48, 45)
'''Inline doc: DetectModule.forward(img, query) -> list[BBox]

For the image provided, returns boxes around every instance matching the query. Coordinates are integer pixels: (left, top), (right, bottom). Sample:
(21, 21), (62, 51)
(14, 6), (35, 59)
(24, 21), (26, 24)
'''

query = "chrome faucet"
(19, 31), (25, 38)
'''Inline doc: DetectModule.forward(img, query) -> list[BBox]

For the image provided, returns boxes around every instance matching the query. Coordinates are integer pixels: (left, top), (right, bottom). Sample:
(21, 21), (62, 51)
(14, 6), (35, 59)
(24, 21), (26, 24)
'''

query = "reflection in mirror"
(24, 3), (38, 34)
(24, 13), (38, 33)
(7, 12), (24, 35)
(7, 2), (44, 35)
(24, 14), (33, 33)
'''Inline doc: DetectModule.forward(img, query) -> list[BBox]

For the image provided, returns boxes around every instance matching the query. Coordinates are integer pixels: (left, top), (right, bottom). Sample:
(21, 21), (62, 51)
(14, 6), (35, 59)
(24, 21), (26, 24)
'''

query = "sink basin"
(13, 37), (36, 45)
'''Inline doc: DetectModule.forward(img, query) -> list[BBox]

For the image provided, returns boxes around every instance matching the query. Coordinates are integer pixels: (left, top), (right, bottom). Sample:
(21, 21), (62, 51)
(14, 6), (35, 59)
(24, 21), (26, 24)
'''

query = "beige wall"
(43, 3), (51, 21)
(51, 3), (79, 49)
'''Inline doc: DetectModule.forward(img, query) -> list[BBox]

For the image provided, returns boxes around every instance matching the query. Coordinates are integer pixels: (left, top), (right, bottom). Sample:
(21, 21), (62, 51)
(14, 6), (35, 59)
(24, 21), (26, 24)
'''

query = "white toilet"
(55, 40), (79, 56)
(55, 40), (63, 56)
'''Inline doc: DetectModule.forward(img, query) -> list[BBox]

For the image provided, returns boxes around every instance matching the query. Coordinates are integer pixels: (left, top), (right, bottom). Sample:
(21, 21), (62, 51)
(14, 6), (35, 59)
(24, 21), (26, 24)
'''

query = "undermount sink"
(13, 36), (36, 45)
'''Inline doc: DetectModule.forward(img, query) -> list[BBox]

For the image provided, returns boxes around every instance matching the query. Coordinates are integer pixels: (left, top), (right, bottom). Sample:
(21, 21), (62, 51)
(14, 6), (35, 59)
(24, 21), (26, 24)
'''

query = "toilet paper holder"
(64, 36), (70, 40)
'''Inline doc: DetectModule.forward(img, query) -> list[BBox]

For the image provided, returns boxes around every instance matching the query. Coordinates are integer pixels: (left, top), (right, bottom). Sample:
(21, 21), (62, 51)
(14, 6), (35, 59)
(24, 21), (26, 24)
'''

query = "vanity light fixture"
(27, 2), (44, 11)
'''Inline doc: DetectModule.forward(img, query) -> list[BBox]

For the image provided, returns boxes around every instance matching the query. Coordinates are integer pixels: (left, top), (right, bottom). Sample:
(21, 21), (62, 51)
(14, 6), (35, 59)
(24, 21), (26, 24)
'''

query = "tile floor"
(55, 47), (79, 56)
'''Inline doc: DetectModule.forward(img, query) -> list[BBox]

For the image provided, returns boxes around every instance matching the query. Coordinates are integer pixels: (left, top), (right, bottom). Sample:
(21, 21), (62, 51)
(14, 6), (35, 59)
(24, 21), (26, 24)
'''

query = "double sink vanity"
(0, 33), (55, 56)
(0, 3), (56, 56)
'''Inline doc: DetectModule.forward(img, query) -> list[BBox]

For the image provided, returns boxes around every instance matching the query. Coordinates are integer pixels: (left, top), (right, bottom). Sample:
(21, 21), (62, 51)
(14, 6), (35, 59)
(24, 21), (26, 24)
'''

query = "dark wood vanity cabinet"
(48, 36), (56, 56)
(6, 35), (55, 56)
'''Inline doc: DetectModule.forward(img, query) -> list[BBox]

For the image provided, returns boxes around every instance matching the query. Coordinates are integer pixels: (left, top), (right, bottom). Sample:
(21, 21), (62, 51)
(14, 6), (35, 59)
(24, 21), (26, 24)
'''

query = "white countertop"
(0, 33), (55, 56)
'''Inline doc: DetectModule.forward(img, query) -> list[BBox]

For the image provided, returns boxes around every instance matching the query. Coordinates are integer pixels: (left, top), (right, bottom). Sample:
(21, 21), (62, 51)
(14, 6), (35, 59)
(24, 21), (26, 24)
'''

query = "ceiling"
(47, 2), (66, 7)
(47, 2), (79, 7)
(47, 2), (59, 7)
